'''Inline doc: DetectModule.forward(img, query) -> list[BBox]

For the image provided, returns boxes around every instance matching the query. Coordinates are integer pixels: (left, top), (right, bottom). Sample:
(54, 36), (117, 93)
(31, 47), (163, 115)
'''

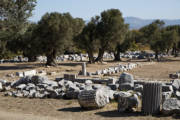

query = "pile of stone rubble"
(169, 72), (180, 79)
(0, 51), (159, 64)
(92, 62), (155, 76)
(0, 75), (114, 100)
(0, 56), (28, 64)
(1, 72), (180, 116)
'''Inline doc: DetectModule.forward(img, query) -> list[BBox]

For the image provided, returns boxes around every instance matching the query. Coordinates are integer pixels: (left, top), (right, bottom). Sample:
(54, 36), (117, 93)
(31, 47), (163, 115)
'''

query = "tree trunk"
(95, 48), (104, 62)
(28, 56), (37, 62)
(172, 44), (178, 57)
(174, 47), (178, 57)
(114, 51), (122, 61)
(46, 49), (57, 66)
(87, 51), (95, 64)
(155, 51), (159, 62)
(166, 49), (169, 56)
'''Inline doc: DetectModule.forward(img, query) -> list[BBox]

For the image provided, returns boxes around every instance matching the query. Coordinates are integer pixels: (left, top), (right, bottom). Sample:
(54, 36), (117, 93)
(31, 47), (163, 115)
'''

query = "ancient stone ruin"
(0, 69), (180, 116)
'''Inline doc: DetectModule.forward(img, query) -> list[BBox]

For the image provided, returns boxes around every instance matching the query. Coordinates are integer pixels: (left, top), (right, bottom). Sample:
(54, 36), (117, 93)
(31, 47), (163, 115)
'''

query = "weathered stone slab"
(23, 70), (37, 76)
(78, 89), (109, 109)
(162, 98), (180, 115)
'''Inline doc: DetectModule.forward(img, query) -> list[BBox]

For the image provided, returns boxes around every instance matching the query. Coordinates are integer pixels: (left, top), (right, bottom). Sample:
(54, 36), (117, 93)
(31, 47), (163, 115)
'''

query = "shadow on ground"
(0, 65), (34, 71)
(95, 110), (180, 119)
(58, 62), (83, 67)
(95, 110), (142, 117)
(57, 106), (100, 113)
(57, 107), (84, 112)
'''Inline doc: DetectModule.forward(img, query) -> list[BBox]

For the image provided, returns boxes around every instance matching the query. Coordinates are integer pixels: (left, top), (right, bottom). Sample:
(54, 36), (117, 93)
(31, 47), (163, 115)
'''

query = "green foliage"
(95, 9), (128, 61)
(139, 20), (167, 60)
(65, 17), (85, 53)
(21, 23), (41, 61)
(74, 16), (99, 63)
(0, 0), (37, 58)
(36, 12), (83, 65)
(97, 9), (128, 50)
(139, 20), (165, 44)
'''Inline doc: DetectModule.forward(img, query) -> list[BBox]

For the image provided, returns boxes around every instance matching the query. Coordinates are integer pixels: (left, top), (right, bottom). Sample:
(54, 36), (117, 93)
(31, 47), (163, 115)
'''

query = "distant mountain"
(124, 17), (180, 29)
(85, 17), (180, 30)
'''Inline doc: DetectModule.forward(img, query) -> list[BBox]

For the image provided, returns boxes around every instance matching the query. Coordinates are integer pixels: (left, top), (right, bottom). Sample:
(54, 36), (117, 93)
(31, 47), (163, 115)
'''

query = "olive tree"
(95, 9), (128, 62)
(74, 17), (99, 63)
(36, 12), (83, 66)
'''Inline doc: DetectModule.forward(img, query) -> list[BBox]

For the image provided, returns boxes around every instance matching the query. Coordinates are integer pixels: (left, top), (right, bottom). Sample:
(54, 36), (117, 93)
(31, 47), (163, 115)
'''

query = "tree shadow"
(57, 106), (103, 113)
(95, 110), (177, 119)
(0, 65), (34, 71)
(171, 114), (180, 119)
(95, 110), (143, 118)
(58, 62), (83, 67)
(57, 107), (85, 112)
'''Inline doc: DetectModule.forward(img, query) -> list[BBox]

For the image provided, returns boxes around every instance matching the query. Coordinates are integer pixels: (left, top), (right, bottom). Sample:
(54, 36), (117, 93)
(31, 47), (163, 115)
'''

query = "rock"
(16, 72), (24, 77)
(96, 70), (102, 75)
(118, 72), (134, 91)
(31, 75), (58, 87)
(48, 90), (59, 98)
(25, 83), (36, 91)
(176, 91), (180, 100)
(28, 89), (36, 98)
(0, 82), (3, 91)
(11, 76), (32, 87)
(169, 73), (180, 79)
(6, 74), (14, 77)
(108, 84), (119, 90)
(87, 72), (92, 77)
(79, 84), (86, 90)
(48, 72), (56, 76)
(16, 84), (26, 90)
(162, 92), (172, 103)
(31, 75), (48, 85)
(64, 74), (77, 81)
(22, 90), (29, 97)
(55, 77), (64, 82)
(85, 80), (93, 85)
(118, 92), (139, 112)
(58, 81), (65, 90)
(119, 72), (134, 83)
(35, 92), (46, 98)
(65, 90), (80, 99)
(104, 89), (115, 100)
(4, 91), (13, 96)
(108, 78), (117, 84)
(64, 81), (74, 88)
(24, 70), (37, 76)
(136, 92), (142, 98)
(46, 86), (54, 92)
(14, 91), (24, 97)
(68, 85), (80, 91)
(37, 84), (48, 89)
(162, 85), (173, 92)
(4, 86), (11, 91)
(119, 83), (134, 91)
(84, 85), (93, 90)
(38, 71), (46, 76)
(134, 84), (143, 93)
(102, 69), (108, 74)
(78, 89), (109, 109)
(0, 79), (7, 85)
(172, 79), (180, 91)
(162, 98), (180, 115)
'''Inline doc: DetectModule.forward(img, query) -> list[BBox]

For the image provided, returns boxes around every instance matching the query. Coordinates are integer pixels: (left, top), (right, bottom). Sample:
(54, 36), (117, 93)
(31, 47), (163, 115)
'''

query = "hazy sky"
(30, 0), (180, 22)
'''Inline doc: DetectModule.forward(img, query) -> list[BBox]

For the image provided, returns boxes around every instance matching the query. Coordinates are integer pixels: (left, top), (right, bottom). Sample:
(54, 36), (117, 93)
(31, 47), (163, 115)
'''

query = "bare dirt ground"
(0, 57), (180, 120)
